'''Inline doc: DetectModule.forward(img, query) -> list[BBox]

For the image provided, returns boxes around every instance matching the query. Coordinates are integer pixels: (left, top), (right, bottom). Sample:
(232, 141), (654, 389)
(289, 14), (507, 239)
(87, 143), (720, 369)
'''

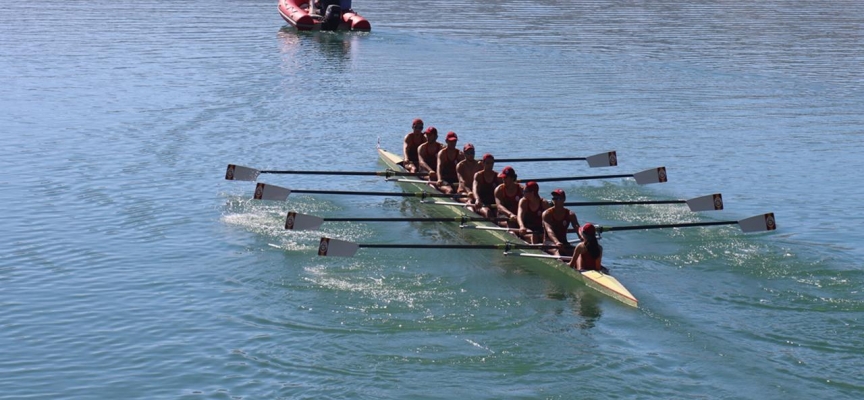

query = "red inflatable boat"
(278, 0), (371, 31)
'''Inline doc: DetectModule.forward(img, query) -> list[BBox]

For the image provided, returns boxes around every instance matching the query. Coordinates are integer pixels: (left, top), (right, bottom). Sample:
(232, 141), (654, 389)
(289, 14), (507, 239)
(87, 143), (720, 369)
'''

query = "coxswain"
(455, 143), (482, 199)
(436, 131), (464, 195)
(494, 166), (523, 228)
(542, 188), (580, 257)
(417, 127), (443, 181)
(517, 181), (549, 244)
(471, 153), (499, 219)
(402, 118), (426, 174)
(568, 223), (608, 273)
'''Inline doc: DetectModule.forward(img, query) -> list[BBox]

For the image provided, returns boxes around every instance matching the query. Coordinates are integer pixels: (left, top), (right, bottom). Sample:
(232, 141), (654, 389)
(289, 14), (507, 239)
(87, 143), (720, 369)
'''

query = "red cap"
(498, 166), (517, 179)
(412, 118), (423, 127)
(525, 181), (539, 193)
(579, 223), (596, 237)
(425, 126), (437, 135)
(463, 143), (475, 152)
(482, 153), (494, 161)
(445, 131), (458, 142)
(551, 189), (566, 199)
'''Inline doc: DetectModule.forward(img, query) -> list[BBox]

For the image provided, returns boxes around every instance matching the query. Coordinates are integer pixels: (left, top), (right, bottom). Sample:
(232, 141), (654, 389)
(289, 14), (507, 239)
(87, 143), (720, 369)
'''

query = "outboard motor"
(321, 4), (342, 31)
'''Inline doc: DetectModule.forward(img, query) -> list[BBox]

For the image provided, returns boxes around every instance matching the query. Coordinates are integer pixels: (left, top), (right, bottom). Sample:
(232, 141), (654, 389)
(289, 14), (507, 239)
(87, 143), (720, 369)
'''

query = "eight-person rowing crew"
(402, 118), (604, 272)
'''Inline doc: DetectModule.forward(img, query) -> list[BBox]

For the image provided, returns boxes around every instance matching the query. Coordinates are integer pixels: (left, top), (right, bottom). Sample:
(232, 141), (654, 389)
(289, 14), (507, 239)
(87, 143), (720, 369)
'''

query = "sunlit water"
(2, 1), (863, 398)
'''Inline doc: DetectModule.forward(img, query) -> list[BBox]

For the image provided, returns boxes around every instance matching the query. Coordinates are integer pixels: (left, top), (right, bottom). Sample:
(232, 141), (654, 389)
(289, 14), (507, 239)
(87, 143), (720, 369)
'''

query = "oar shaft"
(563, 200), (685, 207)
(259, 169), (416, 177)
(526, 173), (633, 183)
(290, 189), (461, 198)
(598, 220), (735, 232)
(322, 217), (498, 222)
(357, 243), (556, 250)
(495, 156), (586, 162)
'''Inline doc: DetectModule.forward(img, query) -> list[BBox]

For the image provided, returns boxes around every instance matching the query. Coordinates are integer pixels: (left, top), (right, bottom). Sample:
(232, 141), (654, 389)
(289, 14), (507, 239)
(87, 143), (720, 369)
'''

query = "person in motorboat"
(542, 188), (581, 257)
(471, 153), (500, 219)
(569, 223), (608, 273)
(403, 118), (426, 174)
(455, 143), (482, 200)
(494, 166), (523, 228)
(517, 181), (549, 244)
(435, 131), (464, 195)
(417, 126), (443, 181)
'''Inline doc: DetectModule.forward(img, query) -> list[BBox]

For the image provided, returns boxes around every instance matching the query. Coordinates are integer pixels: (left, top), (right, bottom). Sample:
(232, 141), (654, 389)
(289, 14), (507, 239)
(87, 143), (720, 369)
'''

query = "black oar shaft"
(599, 221), (735, 232)
(358, 243), (556, 250)
(526, 173), (632, 183)
(259, 169), (416, 177)
(323, 217), (499, 222)
(291, 189), (461, 198)
(564, 200), (685, 207)
(495, 156), (586, 163)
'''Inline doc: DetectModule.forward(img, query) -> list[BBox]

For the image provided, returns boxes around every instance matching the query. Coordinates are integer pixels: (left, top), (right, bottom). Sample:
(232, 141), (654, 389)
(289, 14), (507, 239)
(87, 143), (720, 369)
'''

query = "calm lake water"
(2, 0), (863, 398)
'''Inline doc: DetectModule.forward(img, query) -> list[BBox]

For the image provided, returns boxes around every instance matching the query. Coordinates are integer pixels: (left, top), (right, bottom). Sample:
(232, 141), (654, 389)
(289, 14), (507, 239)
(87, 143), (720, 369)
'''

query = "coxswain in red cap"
(568, 223), (608, 273)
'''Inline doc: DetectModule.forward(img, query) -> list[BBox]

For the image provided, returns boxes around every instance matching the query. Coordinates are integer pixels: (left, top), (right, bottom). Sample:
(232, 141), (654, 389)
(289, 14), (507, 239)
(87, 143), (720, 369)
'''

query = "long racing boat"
(375, 147), (639, 308)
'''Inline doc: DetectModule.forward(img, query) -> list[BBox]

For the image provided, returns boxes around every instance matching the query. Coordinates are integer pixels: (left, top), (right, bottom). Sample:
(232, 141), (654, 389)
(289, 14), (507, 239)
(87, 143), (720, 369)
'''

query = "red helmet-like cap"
(525, 181), (539, 193)
(579, 223), (596, 237)
(445, 131), (458, 142)
(425, 126), (438, 135)
(498, 166), (517, 179)
(551, 188), (566, 199)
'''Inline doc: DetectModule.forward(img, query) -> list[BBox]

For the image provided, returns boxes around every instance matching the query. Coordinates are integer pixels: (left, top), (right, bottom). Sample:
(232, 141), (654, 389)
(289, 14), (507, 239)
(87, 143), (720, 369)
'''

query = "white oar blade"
(738, 213), (777, 233)
(285, 212), (324, 231)
(225, 164), (260, 181)
(685, 193), (724, 212)
(253, 183), (291, 201)
(586, 151), (618, 168)
(633, 167), (668, 185)
(317, 237), (359, 257)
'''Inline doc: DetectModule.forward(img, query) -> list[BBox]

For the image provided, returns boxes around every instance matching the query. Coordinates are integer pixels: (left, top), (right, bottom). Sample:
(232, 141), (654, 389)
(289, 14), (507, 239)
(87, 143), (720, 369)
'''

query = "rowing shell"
(377, 148), (638, 308)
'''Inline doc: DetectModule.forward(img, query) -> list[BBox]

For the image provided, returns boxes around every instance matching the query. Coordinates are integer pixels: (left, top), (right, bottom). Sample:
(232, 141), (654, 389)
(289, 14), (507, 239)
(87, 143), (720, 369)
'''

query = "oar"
(564, 194), (723, 212)
(284, 212), (504, 231)
(495, 151), (618, 168)
(523, 167), (667, 185)
(251, 183), (465, 201)
(225, 164), (419, 181)
(567, 213), (776, 241)
(316, 237), (557, 257)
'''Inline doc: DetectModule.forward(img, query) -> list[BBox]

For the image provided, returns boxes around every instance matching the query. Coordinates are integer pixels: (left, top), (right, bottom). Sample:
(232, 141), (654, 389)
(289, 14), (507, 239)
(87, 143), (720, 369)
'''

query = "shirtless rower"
(435, 131), (464, 195)
(494, 166), (523, 228)
(471, 153), (499, 219)
(542, 188), (581, 257)
(455, 143), (482, 199)
(517, 181), (549, 244)
(417, 127), (443, 181)
(402, 118), (426, 174)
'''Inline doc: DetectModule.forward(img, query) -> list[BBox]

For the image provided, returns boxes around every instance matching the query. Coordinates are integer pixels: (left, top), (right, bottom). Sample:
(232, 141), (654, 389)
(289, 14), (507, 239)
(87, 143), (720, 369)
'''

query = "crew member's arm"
(435, 149), (447, 185)
(417, 143), (432, 174)
(516, 198), (529, 235)
(494, 185), (516, 221)
(542, 210), (562, 247)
